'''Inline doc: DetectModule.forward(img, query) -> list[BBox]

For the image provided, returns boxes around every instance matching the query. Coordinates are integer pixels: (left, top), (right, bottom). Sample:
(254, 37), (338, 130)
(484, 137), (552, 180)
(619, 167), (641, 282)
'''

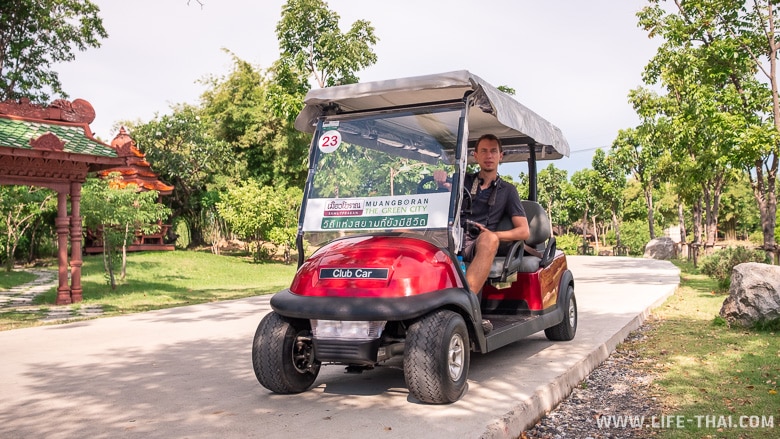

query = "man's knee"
(476, 232), (499, 255)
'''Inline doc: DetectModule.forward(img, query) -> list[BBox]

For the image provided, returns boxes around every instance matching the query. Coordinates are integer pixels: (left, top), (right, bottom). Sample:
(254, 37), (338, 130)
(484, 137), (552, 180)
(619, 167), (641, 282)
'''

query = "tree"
(200, 51), (309, 188)
(591, 149), (627, 249)
(536, 164), (572, 234)
(276, 0), (378, 88)
(129, 104), (233, 247)
(638, 0), (780, 258)
(569, 169), (602, 250)
(0, 0), (107, 102)
(611, 125), (666, 239)
(0, 185), (55, 271)
(81, 175), (170, 289)
(638, 13), (747, 251)
(217, 180), (302, 263)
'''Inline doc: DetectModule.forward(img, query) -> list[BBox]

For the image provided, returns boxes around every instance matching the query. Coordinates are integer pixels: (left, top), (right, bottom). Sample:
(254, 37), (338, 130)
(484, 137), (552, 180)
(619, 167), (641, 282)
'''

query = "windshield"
(301, 105), (464, 247)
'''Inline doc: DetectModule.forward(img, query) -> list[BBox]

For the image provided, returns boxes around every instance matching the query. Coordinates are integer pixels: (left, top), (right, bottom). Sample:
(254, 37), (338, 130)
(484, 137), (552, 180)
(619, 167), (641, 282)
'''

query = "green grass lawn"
(0, 270), (37, 290)
(625, 260), (779, 438)
(0, 250), (297, 330)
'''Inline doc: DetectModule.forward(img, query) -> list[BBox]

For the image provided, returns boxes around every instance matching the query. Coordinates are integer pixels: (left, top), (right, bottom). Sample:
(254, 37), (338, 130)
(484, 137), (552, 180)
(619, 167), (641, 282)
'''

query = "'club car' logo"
(324, 199), (364, 217)
(319, 268), (389, 280)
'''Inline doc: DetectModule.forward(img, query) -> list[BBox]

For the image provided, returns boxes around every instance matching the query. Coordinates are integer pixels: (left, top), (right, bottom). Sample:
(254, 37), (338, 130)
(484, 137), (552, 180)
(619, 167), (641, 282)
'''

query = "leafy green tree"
(569, 169), (602, 249)
(200, 51), (309, 187)
(638, 22), (745, 250)
(638, 0), (780, 257)
(81, 175), (170, 289)
(591, 148), (627, 248)
(276, 0), (378, 88)
(129, 104), (234, 247)
(0, 185), (55, 271)
(217, 179), (302, 263)
(720, 175), (760, 240)
(536, 164), (571, 233)
(0, 0), (107, 102)
(611, 125), (666, 239)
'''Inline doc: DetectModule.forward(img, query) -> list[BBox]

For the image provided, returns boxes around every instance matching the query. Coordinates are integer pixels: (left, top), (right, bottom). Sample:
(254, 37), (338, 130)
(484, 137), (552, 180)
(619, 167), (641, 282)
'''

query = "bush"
(618, 220), (651, 256)
(555, 234), (582, 254)
(603, 229), (616, 246)
(748, 225), (780, 246)
(700, 246), (769, 292)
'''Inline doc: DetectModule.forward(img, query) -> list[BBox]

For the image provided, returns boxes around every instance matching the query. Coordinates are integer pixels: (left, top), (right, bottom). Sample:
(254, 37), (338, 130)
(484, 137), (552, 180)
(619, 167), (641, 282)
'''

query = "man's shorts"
(461, 234), (477, 262)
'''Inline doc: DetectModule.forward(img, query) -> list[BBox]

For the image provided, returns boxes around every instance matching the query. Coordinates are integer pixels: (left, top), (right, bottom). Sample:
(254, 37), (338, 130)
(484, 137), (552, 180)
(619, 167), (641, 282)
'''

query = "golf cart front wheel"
(404, 309), (470, 403)
(252, 311), (321, 394)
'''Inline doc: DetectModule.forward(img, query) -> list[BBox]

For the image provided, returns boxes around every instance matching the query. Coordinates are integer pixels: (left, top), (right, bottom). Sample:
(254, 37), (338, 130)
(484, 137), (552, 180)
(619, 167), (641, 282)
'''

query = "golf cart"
(251, 70), (576, 404)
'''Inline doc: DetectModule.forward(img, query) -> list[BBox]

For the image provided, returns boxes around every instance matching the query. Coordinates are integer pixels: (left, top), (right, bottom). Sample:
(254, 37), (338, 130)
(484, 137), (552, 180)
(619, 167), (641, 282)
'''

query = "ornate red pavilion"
(0, 98), (128, 304)
(0, 98), (174, 305)
(84, 127), (175, 254)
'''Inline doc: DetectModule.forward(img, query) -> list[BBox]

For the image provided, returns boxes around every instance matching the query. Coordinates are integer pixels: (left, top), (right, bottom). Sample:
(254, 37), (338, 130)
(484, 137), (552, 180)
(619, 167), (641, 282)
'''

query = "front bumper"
(270, 287), (477, 322)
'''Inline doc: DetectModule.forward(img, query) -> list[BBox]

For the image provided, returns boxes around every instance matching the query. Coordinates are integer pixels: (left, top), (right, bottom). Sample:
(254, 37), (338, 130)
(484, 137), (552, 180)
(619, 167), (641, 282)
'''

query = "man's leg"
(465, 231), (499, 294)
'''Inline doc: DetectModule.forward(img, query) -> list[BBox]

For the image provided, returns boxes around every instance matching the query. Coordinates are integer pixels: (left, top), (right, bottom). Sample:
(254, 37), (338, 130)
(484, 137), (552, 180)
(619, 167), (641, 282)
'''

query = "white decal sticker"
(318, 130), (342, 153)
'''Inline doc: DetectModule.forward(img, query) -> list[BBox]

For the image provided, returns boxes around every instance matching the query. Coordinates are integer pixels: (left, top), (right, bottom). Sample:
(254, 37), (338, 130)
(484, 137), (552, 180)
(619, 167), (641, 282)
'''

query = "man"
(434, 134), (530, 295)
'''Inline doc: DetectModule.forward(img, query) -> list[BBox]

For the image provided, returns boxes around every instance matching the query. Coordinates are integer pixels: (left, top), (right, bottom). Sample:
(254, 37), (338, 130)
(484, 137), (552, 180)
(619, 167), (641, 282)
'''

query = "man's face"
(474, 138), (502, 172)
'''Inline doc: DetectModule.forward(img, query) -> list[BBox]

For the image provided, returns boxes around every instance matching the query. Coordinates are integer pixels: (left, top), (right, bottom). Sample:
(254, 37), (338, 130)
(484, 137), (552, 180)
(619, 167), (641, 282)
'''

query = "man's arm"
(495, 215), (530, 242)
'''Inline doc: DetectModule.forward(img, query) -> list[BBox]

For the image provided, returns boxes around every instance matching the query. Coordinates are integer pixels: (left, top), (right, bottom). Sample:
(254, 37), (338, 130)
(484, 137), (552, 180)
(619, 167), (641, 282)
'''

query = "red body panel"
(290, 236), (464, 297)
(482, 252), (568, 311)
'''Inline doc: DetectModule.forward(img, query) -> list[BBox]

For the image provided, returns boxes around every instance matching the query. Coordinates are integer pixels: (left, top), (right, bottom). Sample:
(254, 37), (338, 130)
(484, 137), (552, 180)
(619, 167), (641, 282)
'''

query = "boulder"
(720, 263), (780, 327)
(643, 237), (677, 260)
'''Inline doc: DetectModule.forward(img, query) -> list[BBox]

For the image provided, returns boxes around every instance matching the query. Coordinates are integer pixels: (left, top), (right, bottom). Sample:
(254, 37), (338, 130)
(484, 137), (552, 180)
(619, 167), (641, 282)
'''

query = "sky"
(56, 0), (660, 176)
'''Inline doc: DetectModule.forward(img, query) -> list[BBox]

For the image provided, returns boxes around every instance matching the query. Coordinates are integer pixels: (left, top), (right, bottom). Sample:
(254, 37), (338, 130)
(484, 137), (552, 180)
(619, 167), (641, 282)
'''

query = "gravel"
(522, 322), (664, 439)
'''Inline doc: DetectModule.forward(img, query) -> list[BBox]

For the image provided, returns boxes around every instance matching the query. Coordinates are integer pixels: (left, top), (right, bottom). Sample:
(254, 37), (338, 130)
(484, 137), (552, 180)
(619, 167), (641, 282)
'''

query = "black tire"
(252, 311), (321, 394)
(404, 310), (470, 403)
(545, 286), (577, 341)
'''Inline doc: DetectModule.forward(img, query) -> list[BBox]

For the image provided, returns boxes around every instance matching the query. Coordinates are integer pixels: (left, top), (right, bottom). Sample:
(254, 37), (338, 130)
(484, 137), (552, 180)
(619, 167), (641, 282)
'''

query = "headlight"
(311, 320), (386, 340)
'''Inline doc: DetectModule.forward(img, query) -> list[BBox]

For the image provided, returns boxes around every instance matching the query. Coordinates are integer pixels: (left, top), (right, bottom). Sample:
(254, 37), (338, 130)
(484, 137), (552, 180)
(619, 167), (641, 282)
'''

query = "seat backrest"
(521, 201), (551, 248)
(494, 215), (515, 256)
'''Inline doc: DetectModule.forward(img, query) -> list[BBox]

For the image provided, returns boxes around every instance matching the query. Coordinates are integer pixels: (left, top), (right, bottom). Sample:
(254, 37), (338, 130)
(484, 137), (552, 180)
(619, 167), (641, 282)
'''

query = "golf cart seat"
(487, 217), (525, 283)
(487, 200), (555, 281)
(517, 200), (556, 273)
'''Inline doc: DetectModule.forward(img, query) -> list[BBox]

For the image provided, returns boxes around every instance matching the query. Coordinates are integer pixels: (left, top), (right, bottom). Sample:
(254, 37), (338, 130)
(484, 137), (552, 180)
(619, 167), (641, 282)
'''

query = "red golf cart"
(252, 70), (576, 403)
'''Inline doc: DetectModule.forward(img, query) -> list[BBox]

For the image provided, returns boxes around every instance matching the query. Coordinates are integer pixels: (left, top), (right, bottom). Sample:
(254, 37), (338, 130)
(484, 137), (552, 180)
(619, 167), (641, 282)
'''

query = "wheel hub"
(448, 333), (465, 381)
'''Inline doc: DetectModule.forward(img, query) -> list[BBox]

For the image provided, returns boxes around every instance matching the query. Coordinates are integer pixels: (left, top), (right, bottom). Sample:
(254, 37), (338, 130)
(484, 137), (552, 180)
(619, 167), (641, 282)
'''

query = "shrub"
(618, 220), (651, 256)
(555, 234), (582, 254)
(700, 246), (769, 292)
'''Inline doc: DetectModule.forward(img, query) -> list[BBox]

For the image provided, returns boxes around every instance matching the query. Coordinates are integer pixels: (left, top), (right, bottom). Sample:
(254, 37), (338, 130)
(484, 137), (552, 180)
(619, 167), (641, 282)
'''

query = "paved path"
(0, 256), (679, 439)
(0, 269), (103, 321)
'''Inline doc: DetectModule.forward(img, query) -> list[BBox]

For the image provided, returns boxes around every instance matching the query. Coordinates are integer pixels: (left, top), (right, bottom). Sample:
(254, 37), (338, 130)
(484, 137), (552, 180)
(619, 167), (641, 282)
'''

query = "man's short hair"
(475, 134), (502, 153)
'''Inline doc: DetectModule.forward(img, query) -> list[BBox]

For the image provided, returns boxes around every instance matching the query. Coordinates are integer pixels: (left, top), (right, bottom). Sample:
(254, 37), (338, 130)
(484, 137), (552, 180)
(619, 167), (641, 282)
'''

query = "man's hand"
(433, 169), (450, 189)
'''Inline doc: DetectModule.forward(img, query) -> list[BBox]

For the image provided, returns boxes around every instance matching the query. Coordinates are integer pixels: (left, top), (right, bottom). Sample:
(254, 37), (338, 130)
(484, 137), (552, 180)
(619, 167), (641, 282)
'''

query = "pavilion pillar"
(55, 191), (72, 305)
(69, 182), (83, 302)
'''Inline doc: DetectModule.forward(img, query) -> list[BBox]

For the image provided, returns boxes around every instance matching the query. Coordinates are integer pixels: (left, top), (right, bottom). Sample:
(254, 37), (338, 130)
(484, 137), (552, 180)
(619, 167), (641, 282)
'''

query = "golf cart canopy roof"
(295, 70), (570, 162)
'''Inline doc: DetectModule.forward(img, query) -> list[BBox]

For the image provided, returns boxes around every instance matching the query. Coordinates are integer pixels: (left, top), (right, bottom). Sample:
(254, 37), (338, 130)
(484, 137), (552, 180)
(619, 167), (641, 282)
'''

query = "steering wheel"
(416, 175), (451, 194)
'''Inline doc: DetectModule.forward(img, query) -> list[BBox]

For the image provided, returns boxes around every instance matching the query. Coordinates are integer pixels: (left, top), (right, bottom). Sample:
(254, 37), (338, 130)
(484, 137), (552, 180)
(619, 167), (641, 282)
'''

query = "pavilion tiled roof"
(99, 127), (174, 195)
(0, 116), (117, 157)
(0, 98), (132, 186)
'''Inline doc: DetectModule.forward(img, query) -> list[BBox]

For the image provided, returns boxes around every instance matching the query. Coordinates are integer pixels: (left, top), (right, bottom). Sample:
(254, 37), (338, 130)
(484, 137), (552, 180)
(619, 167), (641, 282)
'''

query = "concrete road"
(0, 256), (679, 439)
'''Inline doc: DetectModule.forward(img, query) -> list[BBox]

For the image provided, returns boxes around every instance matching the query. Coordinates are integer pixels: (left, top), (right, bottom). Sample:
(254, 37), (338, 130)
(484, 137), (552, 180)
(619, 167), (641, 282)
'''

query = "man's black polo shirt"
(463, 173), (526, 231)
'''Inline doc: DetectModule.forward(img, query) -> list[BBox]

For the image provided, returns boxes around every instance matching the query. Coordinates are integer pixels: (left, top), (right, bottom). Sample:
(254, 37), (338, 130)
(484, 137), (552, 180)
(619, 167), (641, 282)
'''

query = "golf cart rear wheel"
(252, 311), (321, 394)
(545, 286), (577, 341)
(404, 309), (470, 403)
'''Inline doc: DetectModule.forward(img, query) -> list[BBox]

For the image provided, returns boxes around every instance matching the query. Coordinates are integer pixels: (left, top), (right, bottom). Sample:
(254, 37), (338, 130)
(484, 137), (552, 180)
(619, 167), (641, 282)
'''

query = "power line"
(568, 145), (610, 154)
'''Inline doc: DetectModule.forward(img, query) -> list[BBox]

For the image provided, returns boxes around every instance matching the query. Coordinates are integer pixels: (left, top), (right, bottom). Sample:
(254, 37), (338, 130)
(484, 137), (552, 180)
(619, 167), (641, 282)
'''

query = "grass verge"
(624, 259), (779, 438)
(0, 270), (36, 290)
(0, 250), (297, 331)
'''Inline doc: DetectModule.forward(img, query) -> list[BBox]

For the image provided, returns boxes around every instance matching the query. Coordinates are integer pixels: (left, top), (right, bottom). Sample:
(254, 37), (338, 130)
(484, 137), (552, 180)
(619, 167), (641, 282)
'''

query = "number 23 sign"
(318, 131), (342, 153)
